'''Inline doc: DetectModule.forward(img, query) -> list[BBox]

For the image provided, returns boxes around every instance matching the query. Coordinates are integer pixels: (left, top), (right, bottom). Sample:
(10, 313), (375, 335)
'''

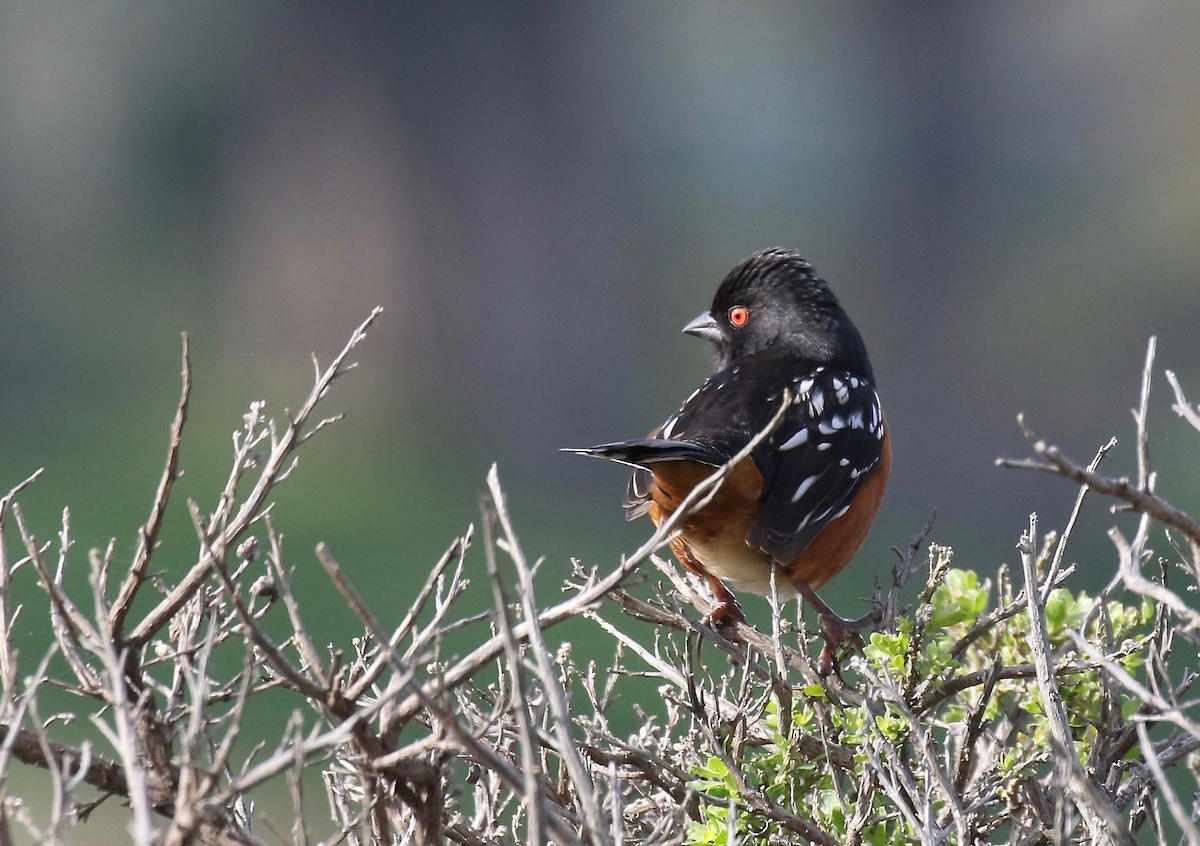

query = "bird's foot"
(814, 605), (883, 676)
(795, 581), (883, 676)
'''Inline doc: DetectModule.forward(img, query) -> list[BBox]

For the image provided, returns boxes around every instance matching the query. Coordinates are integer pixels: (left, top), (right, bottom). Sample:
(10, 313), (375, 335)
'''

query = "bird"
(565, 248), (890, 674)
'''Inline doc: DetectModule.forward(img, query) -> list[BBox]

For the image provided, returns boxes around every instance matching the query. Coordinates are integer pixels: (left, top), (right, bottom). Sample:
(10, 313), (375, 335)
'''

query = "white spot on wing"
(833, 378), (849, 404)
(791, 475), (817, 503)
(796, 513), (818, 532)
(849, 411), (864, 429)
(817, 415), (844, 435)
(778, 428), (809, 451)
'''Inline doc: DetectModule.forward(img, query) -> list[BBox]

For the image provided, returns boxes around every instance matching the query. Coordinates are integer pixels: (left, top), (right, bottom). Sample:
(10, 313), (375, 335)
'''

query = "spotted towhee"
(567, 248), (890, 672)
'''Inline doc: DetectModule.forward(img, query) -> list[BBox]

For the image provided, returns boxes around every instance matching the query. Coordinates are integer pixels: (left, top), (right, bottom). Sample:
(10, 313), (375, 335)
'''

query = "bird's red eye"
(728, 305), (750, 327)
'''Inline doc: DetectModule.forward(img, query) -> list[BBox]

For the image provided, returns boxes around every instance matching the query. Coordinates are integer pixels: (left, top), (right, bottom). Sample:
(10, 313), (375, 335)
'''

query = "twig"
(1044, 438), (1116, 601)
(0, 649), (74, 788)
(486, 467), (610, 843)
(0, 468), (45, 697)
(111, 334), (191, 642)
(1134, 721), (1200, 845)
(262, 518), (328, 688)
(1165, 369), (1200, 434)
(346, 530), (471, 702)
(481, 505), (549, 846)
(89, 605), (156, 845)
(1111, 515), (1200, 630)
(1018, 515), (1134, 845)
(195, 502), (326, 702)
(997, 439), (1200, 549)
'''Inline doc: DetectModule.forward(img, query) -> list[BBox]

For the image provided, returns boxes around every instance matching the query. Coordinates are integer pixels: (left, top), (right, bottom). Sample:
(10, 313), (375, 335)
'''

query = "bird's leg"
(796, 582), (881, 676)
(676, 545), (745, 624)
(701, 575), (745, 625)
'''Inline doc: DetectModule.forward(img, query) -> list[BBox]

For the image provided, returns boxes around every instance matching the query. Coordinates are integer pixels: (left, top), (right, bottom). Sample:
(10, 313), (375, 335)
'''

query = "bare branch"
(0, 468), (45, 697)
(111, 333), (192, 642)
(195, 502), (326, 702)
(1134, 721), (1200, 845)
(1133, 337), (1156, 492)
(1165, 369), (1200, 434)
(481, 505), (550, 846)
(997, 437), (1200, 548)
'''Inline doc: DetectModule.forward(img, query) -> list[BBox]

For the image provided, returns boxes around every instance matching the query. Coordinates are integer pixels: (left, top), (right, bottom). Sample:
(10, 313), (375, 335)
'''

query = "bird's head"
(682, 248), (873, 380)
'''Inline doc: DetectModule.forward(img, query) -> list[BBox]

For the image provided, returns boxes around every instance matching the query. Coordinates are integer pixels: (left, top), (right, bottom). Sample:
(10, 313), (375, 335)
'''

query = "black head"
(682, 248), (874, 380)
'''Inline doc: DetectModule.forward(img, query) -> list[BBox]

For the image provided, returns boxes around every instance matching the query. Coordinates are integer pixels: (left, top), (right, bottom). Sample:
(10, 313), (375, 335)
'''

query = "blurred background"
(3, 0), (1200, 837)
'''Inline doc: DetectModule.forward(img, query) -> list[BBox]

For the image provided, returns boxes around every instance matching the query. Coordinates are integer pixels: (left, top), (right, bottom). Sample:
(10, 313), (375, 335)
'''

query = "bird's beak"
(681, 311), (724, 345)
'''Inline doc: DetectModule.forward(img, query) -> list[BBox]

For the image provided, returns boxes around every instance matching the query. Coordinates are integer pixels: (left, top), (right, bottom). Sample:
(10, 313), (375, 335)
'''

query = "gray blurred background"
(5, 2), (1200, 641)
(3, 1), (1200, 831)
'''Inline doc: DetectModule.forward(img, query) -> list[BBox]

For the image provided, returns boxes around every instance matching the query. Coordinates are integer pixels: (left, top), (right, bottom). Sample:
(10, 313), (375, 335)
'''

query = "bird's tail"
(561, 439), (724, 469)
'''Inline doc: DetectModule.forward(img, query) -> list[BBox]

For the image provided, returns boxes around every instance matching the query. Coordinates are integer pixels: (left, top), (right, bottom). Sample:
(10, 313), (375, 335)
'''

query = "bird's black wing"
(747, 368), (885, 564)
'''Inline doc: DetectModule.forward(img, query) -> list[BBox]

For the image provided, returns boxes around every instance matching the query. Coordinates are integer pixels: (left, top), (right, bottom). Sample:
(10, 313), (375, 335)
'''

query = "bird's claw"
(815, 604), (883, 676)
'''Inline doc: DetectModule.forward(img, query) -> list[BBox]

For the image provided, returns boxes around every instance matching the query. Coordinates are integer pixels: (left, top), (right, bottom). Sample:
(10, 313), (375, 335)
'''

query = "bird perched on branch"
(566, 248), (890, 674)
